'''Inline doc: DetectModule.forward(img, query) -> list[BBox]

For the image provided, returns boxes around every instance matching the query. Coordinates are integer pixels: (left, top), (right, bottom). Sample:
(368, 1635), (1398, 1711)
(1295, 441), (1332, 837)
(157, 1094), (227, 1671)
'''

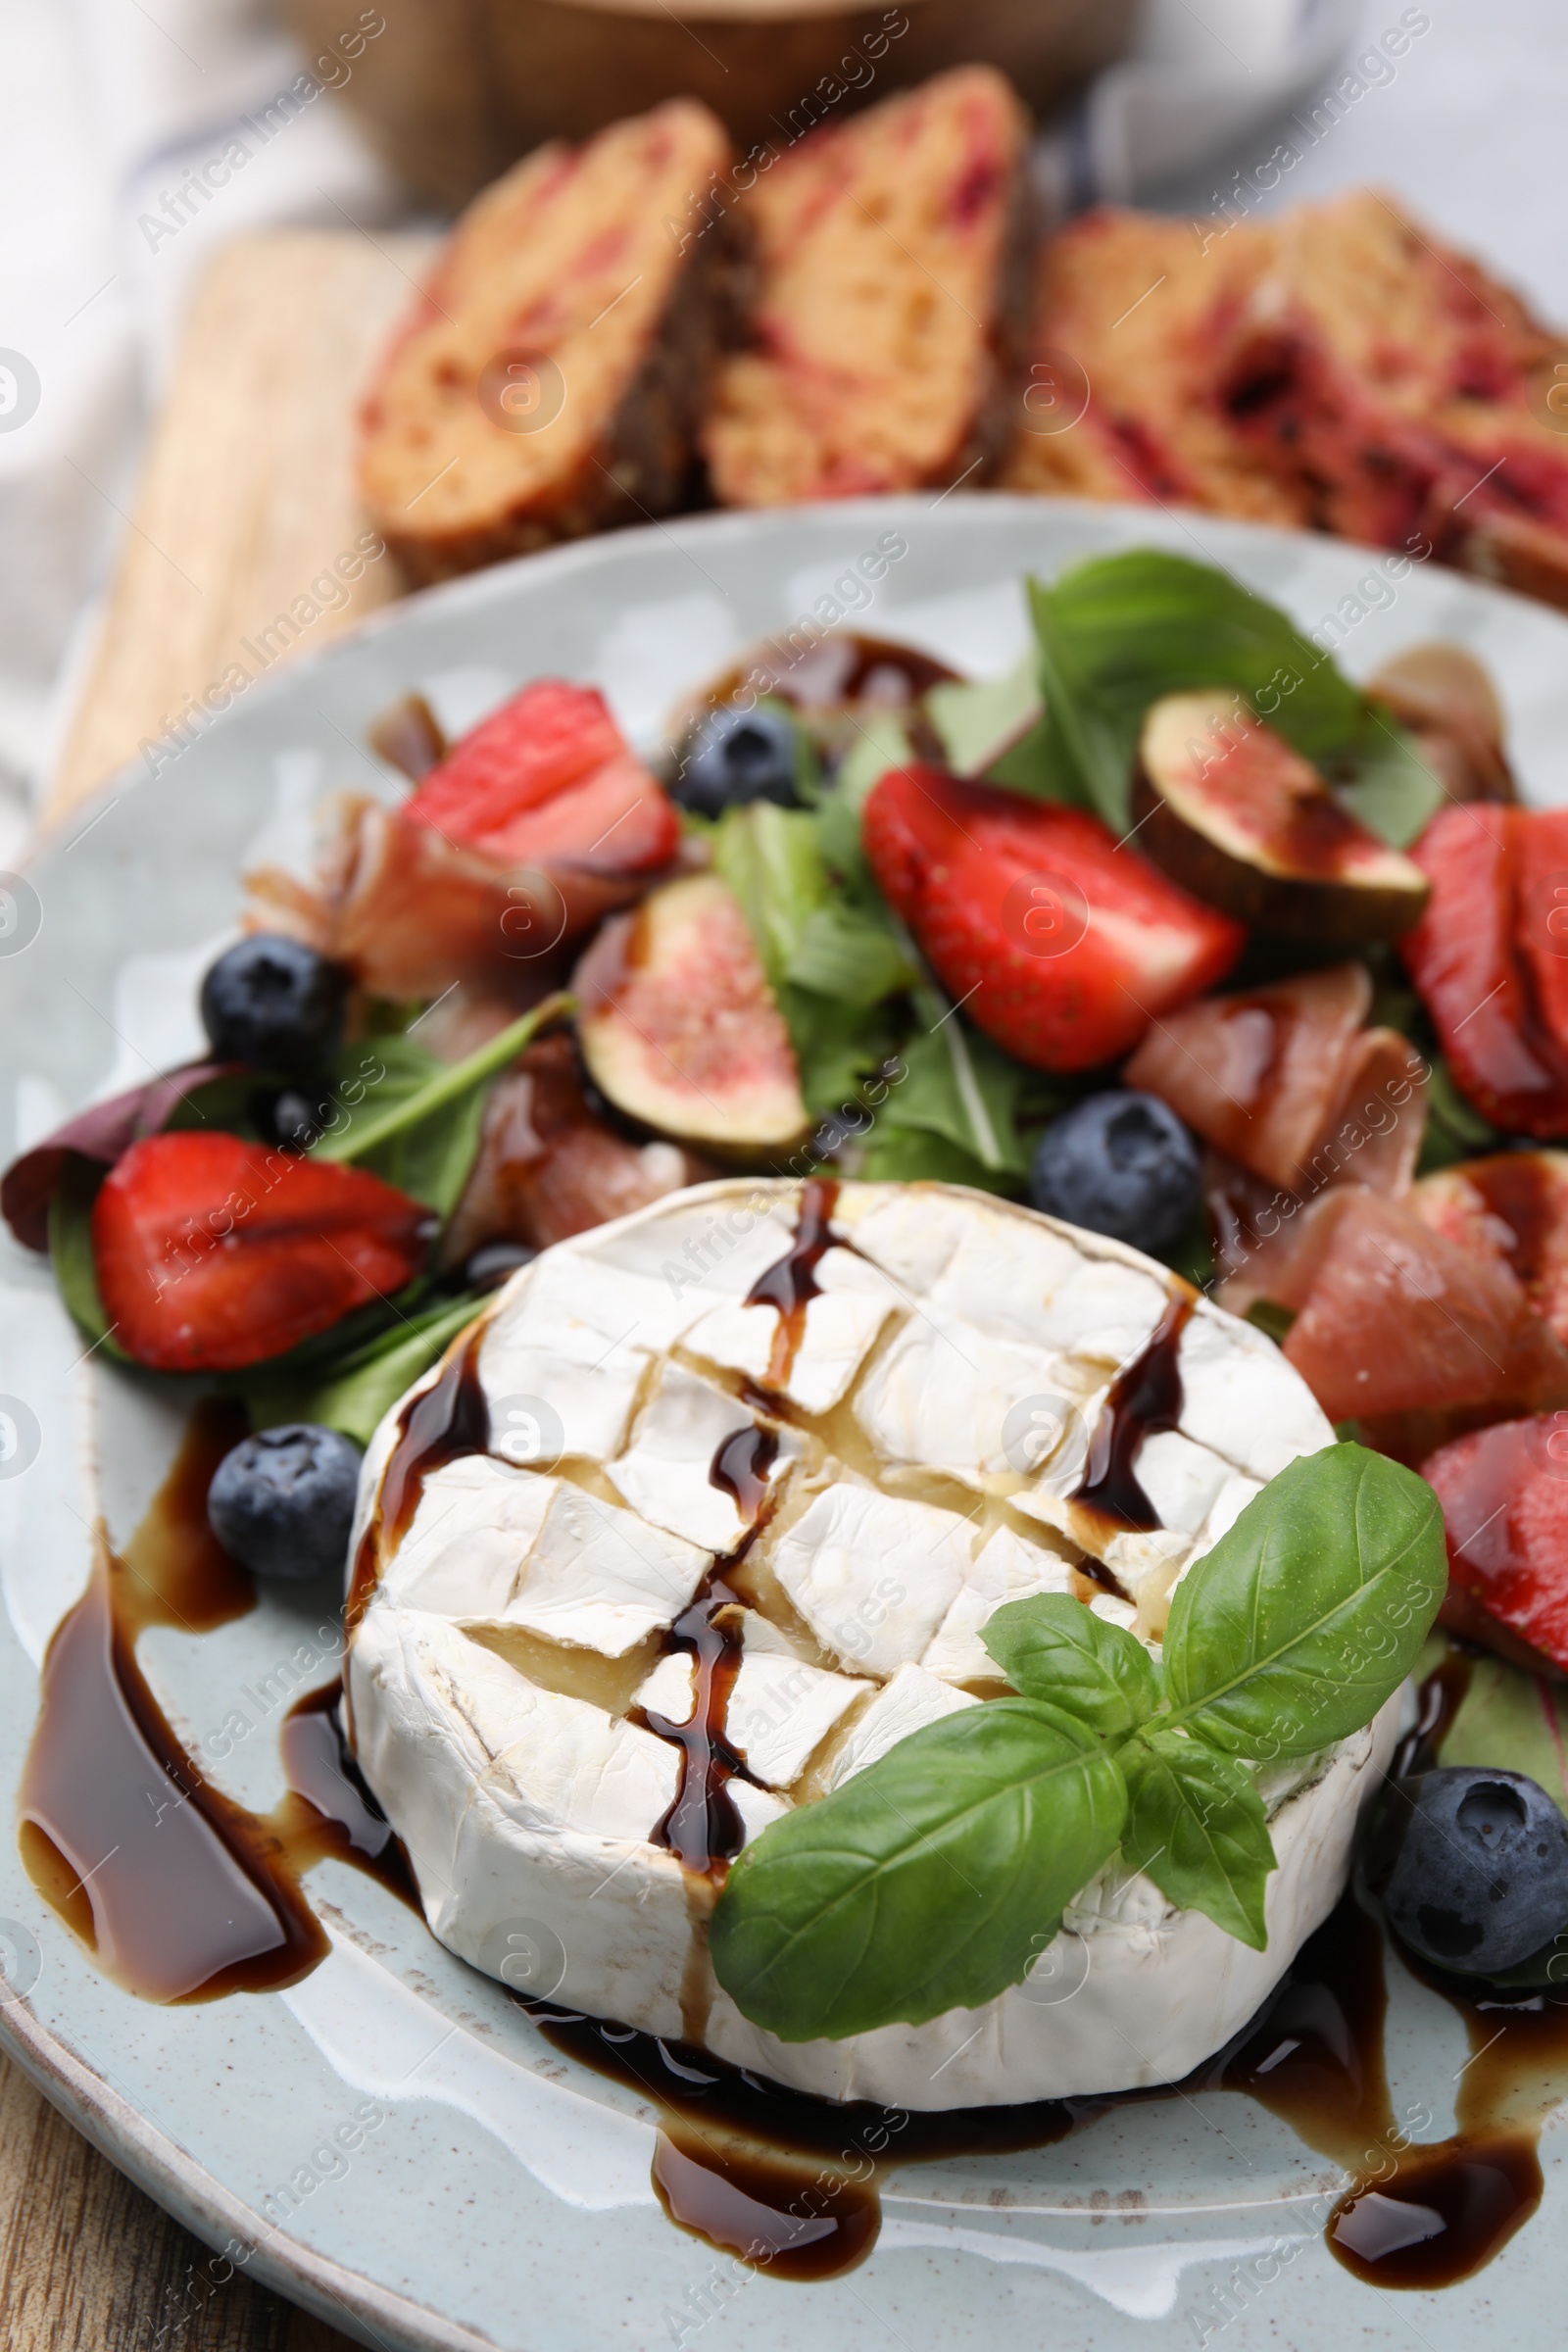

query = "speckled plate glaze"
(2, 496), (1566, 2352)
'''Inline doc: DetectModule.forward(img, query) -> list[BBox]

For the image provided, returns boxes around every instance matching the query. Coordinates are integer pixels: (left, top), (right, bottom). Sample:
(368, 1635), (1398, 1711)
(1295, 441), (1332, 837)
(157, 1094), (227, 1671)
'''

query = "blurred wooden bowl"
(285, 0), (1135, 210)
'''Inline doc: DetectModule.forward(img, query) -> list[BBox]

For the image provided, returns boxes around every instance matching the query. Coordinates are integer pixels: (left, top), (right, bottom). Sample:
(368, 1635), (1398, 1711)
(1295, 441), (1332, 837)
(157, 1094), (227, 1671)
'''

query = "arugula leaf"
(858, 1122), (1018, 1193)
(711, 802), (826, 991)
(1162, 1444), (1447, 1759)
(983, 1593), (1158, 1735)
(710, 1699), (1127, 2040)
(237, 1293), (481, 1446)
(312, 994), (571, 1216)
(786, 905), (916, 1007)
(835, 710), (915, 812)
(886, 1012), (1031, 1178)
(1026, 554), (1367, 830)
(47, 1154), (129, 1361)
(1118, 1733), (1276, 1948)
(712, 802), (914, 1120)
(926, 658), (1042, 780)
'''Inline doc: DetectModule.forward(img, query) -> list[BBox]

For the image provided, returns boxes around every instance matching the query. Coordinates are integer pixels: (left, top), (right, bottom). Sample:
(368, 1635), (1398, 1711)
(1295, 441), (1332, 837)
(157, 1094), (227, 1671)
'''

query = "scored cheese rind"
(350, 1176), (1364, 2110)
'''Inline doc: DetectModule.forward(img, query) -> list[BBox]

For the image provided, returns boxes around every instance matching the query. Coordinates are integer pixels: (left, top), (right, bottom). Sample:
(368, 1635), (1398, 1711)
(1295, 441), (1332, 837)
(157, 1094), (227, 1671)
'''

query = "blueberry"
(200, 935), (349, 1071)
(1384, 1767), (1568, 1975)
(1029, 1091), (1201, 1255)
(674, 705), (801, 816)
(208, 1424), (363, 1583)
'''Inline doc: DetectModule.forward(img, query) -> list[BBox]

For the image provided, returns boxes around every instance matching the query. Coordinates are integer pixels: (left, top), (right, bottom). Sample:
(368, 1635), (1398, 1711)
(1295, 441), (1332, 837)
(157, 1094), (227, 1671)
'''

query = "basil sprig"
(710, 1445), (1446, 2042)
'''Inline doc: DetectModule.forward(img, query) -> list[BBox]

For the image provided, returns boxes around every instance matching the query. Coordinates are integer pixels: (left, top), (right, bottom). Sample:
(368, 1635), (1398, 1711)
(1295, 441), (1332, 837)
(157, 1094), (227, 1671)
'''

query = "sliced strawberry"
(92, 1134), (430, 1373)
(1422, 1416), (1568, 1673)
(1401, 804), (1568, 1136)
(405, 679), (679, 874)
(862, 765), (1243, 1070)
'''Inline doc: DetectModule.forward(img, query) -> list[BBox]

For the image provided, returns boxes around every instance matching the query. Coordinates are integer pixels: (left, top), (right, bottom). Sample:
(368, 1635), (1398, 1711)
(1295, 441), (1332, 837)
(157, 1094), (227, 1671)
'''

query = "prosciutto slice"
(1123, 962), (1427, 1198)
(247, 680), (680, 1001)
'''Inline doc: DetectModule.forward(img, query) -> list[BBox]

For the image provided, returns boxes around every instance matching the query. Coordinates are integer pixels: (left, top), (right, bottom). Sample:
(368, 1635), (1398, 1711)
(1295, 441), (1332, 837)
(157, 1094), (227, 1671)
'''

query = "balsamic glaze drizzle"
(1071, 1291), (1194, 1531)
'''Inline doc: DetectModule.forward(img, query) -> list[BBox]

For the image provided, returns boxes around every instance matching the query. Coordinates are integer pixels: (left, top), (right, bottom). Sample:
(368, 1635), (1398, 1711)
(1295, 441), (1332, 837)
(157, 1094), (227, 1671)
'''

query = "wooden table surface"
(15, 227), (434, 2352)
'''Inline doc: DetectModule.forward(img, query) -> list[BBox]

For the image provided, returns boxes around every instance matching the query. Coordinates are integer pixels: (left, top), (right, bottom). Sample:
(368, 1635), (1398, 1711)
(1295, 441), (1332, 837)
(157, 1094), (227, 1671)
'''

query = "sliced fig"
(574, 874), (809, 1153)
(1133, 691), (1431, 945)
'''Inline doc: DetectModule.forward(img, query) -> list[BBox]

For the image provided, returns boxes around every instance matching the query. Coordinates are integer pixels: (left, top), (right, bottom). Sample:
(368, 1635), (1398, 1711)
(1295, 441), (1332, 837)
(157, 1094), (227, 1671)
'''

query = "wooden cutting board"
(15, 229), (433, 2351)
(47, 228), (434, 823)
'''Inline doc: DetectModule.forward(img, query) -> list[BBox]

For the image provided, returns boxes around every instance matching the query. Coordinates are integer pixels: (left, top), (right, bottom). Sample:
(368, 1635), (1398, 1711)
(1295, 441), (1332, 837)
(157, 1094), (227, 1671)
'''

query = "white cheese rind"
(352, 1176), (1367, 2110)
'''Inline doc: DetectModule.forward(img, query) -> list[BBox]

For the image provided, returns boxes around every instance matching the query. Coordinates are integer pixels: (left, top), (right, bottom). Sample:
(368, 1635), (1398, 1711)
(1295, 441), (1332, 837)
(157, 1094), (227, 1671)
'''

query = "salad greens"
(710, 1445), (1446, 2041)
(46, 995), (572, 1438)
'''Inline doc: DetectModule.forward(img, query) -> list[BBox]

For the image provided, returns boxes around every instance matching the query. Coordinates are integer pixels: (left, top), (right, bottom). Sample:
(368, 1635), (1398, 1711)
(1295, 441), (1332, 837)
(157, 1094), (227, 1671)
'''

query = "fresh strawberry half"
(91, 1133), (430, 1373)
(1422, 1415), (1568, 1673)
(1402, 804), (1568, 1136)
(404, 679), (679, 875)
(862, 765), (1244, 1069)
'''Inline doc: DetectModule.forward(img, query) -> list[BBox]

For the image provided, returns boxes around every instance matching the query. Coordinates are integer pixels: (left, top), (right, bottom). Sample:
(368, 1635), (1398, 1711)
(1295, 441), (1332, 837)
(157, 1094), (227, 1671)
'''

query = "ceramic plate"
(2, 495), (1566, 2352)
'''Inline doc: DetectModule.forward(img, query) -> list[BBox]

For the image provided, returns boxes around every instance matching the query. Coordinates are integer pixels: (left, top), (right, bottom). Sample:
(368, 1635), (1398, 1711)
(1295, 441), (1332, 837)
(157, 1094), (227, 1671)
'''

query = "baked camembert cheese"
(347, 1178), (1396, 2108)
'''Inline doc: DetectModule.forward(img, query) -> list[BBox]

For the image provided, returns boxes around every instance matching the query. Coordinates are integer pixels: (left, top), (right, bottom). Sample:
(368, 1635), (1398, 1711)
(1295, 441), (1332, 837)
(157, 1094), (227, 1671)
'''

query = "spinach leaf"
(47, 1153), (128, 1361)
(709, 1699), (1127, 2040)
(1118, 1732), (1276, 1949)
(1162, 1443), (1446, 1758)
(983, 1593), (1158, 1735)
(1026, 553), (1368, 830)
(312, 993), (571, 1217)
(1331, 713), (1446, 849)
(236, 1293), (481, 1445)
(1435, 1643), (1568, 1819)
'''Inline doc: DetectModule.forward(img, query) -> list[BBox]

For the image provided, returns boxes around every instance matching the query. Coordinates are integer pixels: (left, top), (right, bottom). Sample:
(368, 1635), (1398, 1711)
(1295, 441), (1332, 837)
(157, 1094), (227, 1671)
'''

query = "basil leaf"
(1026, 553), (1368, 830)
(237, 1293), (481, 1446)
(1163, 1443), (1447, 1759)
(710, 1699), (1127, 2040)
(47, 1154), (129, 1361)
(1119, 1732), (1276, 1949)
(983, 1592), (1159, 1735)
(312, 993), (570, 1216)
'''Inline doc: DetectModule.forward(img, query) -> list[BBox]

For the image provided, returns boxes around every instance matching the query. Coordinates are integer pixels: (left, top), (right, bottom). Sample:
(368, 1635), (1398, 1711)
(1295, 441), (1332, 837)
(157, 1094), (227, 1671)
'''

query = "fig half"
(1133, 691), (1431, 946)
(574, 874), (809, 1153)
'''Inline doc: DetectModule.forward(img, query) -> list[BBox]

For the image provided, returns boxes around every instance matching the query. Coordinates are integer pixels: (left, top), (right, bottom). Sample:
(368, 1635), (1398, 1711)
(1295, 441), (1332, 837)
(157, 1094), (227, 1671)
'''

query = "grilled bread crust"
(704, 67), (1040, 508)
(360, 100), (749, 584)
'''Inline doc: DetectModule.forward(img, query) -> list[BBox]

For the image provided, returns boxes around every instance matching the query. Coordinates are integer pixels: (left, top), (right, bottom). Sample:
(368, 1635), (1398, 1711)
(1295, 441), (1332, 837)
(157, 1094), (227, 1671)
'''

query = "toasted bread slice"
(1214, 192), (1568, 602)
(360, 100), (745, 583)
(704, 67), (1038, 506)
(1000, 206), (1303, 524)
